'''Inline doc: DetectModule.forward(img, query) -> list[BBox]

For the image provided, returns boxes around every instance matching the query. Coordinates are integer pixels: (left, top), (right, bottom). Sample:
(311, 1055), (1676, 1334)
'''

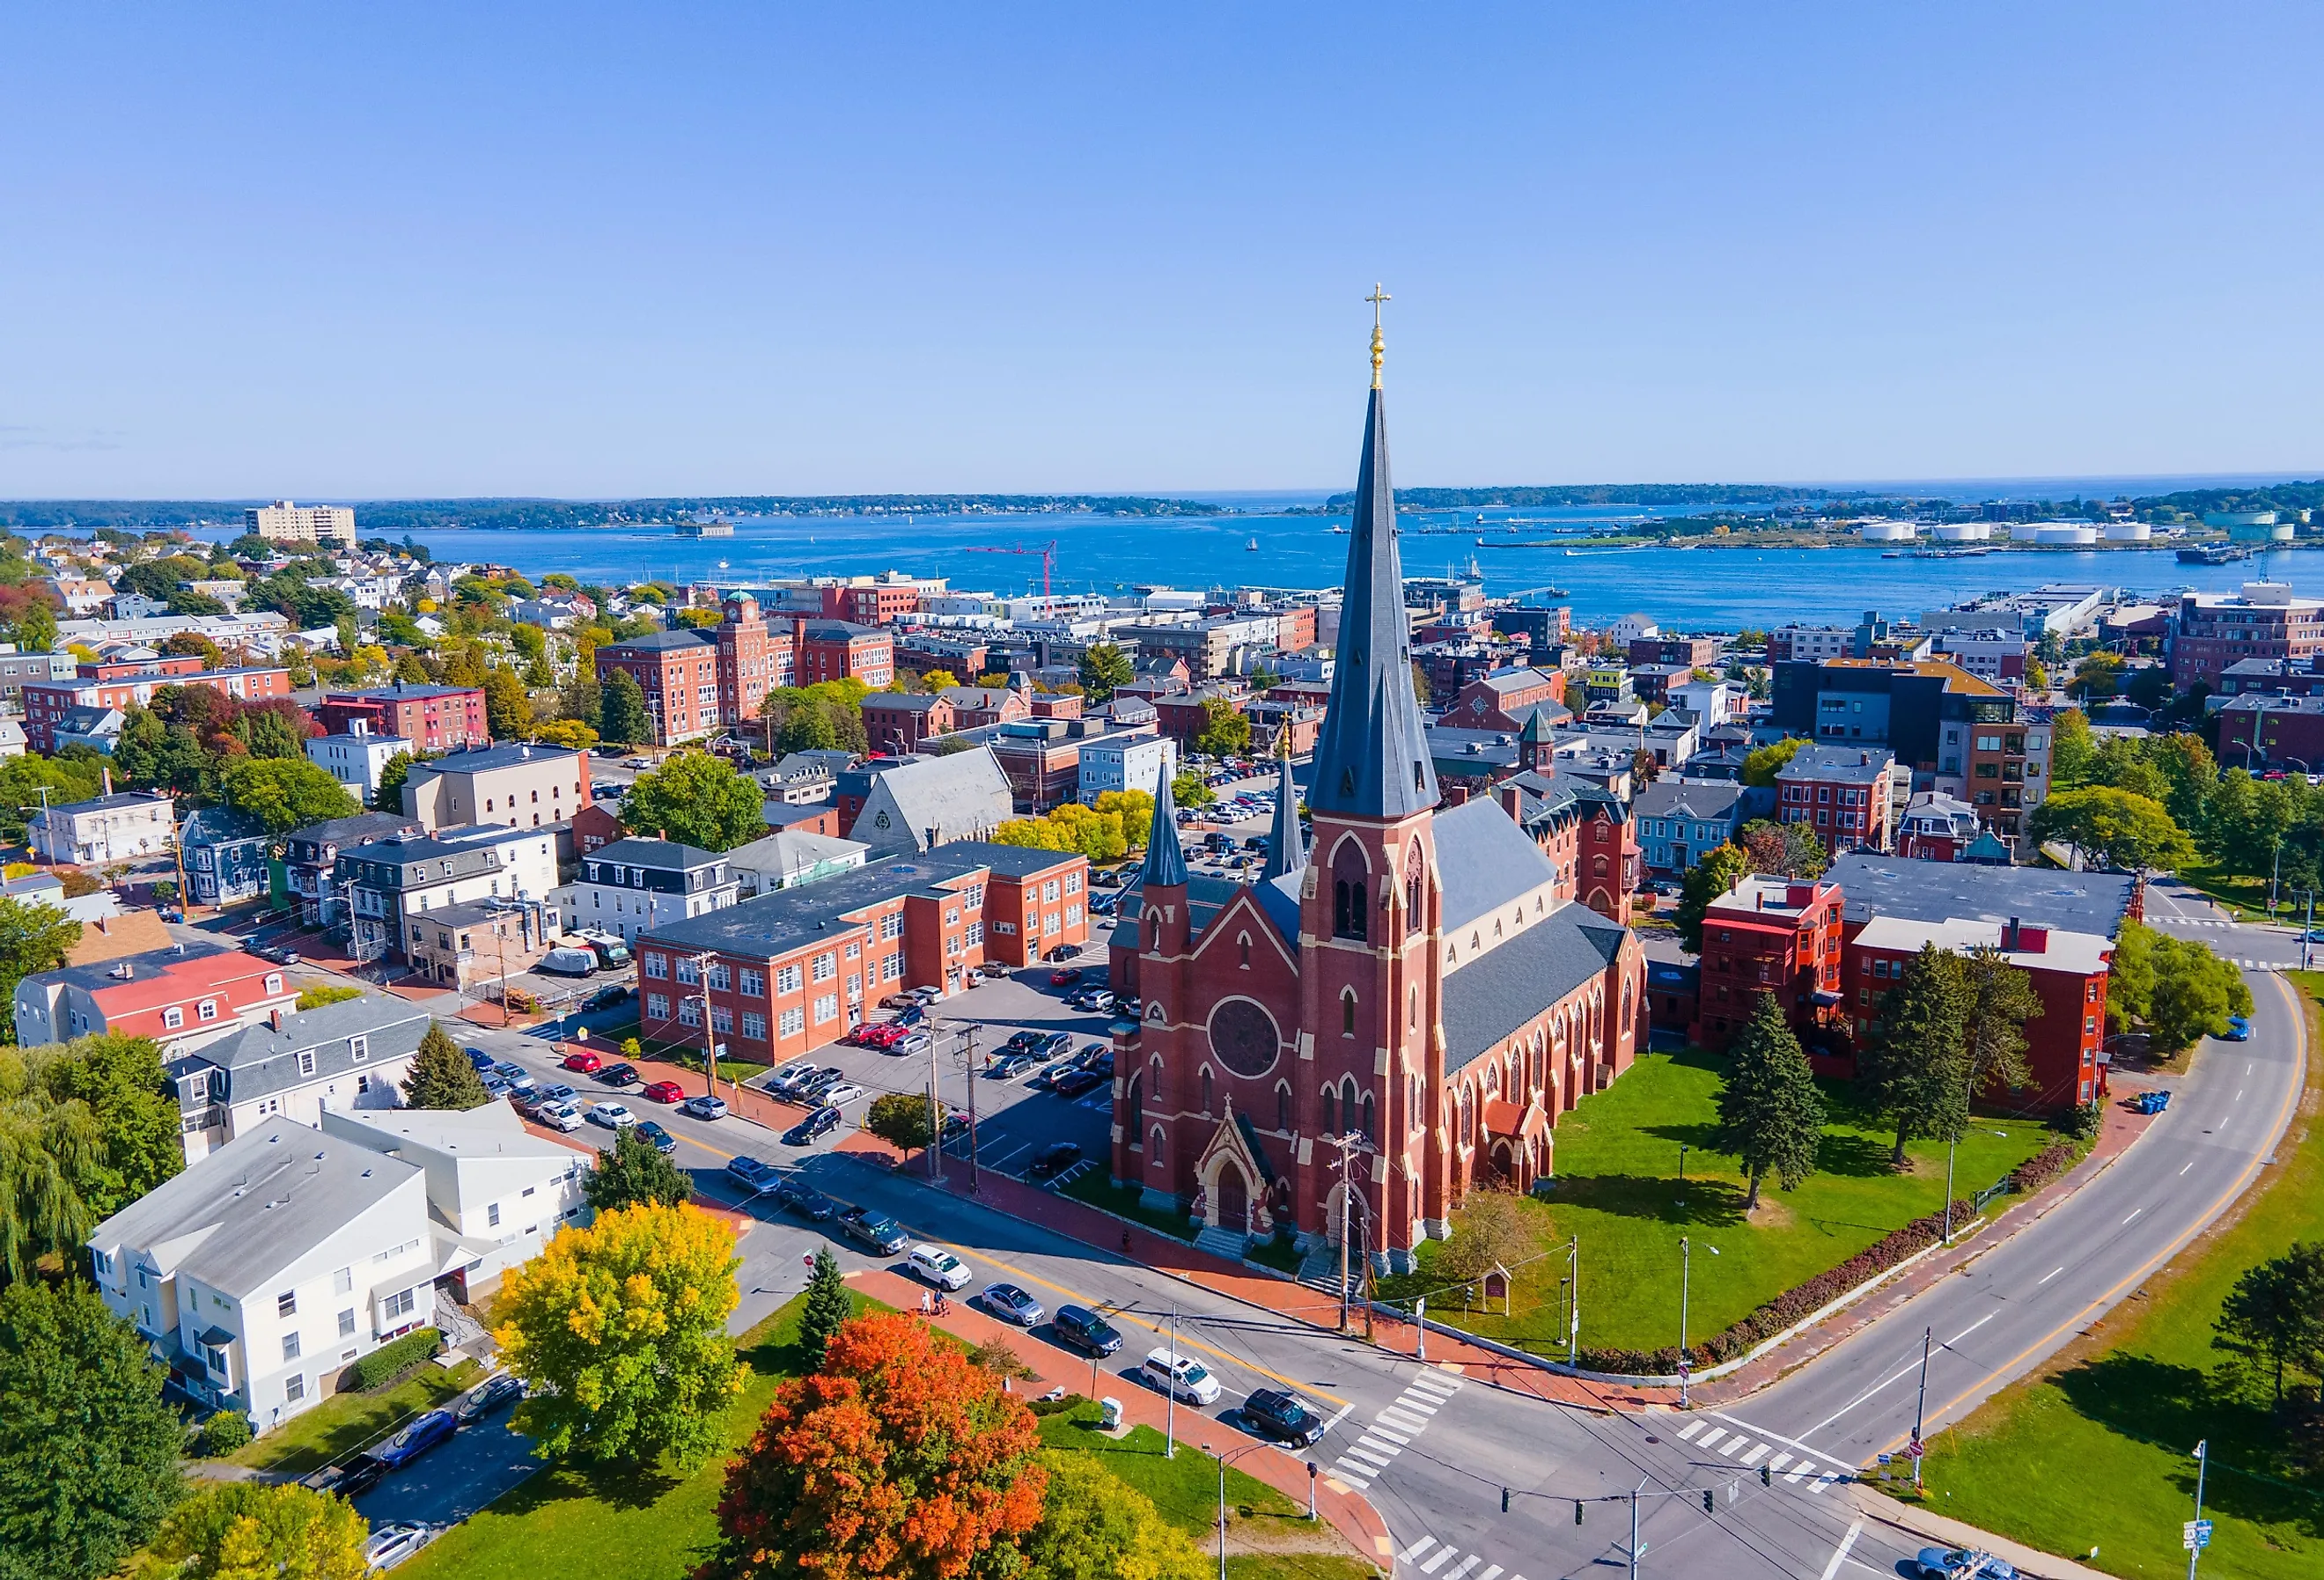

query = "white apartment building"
(306, 722), (414, 799)
(401, 742), (592, 834)
(558, 837), (739, 943)
(1077, 731), (1177, 806)
(30, 790), (174, 863)
(246, 500), (357, 548)
(165, 994), (434, 1164)
(338, 824), (563, 966)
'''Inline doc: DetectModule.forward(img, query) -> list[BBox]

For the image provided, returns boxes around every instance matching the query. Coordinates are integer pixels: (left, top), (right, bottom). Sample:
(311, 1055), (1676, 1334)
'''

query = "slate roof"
(410, 741), (585, 774)
(1633, 780), (1745, 823)
(585, 836), (727, 873)
(1440, 904), (1628, 1070)
(172, 993), (437, 1108)
(1778, 745), (1898, 785)
(1142, 764), (1188, 886)
(850, 748), (1015, 854)
(51, 791), (172, 818)
(1113, 873), (1251, 945)
(1821, 852), (2137, 937)
(1261, 751), (1305, 882)
(1306, 385), (1438, 820)
(88, 1118), (422, 1300)
(1433, 798), (1558, 936)
(601, 629), (715, 653)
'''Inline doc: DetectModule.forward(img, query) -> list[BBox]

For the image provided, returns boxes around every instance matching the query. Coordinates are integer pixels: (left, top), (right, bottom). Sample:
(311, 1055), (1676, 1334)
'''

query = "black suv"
(773, 1177), (835, 1221)
(1049, 1304), (1122, 1356)
(1240, 1388), (1327, 1448)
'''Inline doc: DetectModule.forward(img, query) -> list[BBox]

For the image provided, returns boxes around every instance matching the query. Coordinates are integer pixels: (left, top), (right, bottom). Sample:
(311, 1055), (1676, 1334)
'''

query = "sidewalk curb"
(1850, 1486), (2117, 1580)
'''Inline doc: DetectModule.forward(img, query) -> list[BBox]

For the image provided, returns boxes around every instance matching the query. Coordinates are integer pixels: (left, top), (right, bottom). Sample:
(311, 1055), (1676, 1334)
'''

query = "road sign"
(1908, 1437), (1925, 1459)
(2183, 1518), (2212, 1550)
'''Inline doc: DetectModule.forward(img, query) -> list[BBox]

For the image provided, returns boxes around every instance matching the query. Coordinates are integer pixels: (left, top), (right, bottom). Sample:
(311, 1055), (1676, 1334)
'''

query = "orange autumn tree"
(702, 1312), (1047, 1580)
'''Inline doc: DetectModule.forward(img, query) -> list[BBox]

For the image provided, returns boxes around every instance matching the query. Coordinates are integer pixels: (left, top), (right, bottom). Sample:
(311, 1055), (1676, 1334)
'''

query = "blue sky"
(3, 4), (2318, 498)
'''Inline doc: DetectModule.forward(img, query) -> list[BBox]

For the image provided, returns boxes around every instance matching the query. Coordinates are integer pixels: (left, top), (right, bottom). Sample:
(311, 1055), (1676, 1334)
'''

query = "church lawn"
(1384, 1051), (2056, 1358)
(1900, 972), (2324, 1580)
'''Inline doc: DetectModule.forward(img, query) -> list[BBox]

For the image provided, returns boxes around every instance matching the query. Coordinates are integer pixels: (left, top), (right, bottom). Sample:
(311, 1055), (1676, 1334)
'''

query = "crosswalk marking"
(1475, 1568), (1503, 1580)
(1416, 1545), (1456, 1574)
(1784, 1464), (1814, 1483)
(1719, 1437), (1747, 1457)
(1390, 1531), (1523, 1580)
(1368, 1422), (1413, 1445)
(1357, 1434), (1402, 1457)
(1695, 1427), (1727, 1451)
(1379, 1408), (1429, 1434)
(1810, 1473), (1838, 1494)
(1398, 1538), (1438, 1564)
(1677, 1419), (1705, 1441)
(1445, 1558), (1482, 1580)
(1391, 1395), (1438, 1415)
(1335, 1465), (1371, 1488)
(1740, 1444), (1771, 1465)
(1410, 1373), (1461, 1397)
(1345, 1445), (1394, 1470)
(1767, 1451), (1792, 1473)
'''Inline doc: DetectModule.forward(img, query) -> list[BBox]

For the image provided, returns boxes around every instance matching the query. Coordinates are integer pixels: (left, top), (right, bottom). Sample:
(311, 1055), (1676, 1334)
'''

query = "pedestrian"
(1122, 1228), (1133, 1255)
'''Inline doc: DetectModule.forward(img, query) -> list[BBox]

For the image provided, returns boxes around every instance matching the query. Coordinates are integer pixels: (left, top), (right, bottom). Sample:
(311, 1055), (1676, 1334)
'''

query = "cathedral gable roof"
(1433, 798), (1558, 936)
(1440, 905), (1628, 1073)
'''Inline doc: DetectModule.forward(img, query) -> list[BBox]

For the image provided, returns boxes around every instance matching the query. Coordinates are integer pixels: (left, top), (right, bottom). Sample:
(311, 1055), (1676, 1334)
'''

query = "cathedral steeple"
(1305, 291), (1439, 822)
(1142, 761), (1188, 887)
(1262, 735), (1305, 881)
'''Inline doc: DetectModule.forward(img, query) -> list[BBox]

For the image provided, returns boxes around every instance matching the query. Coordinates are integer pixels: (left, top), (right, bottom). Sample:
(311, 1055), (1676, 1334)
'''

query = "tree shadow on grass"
(1541, 1171), (1749, 1227)
(2050, 1353), (2324, 1539)
(1638, 1121), (1724, 1154)
(1813, 1131), (1900, 1179)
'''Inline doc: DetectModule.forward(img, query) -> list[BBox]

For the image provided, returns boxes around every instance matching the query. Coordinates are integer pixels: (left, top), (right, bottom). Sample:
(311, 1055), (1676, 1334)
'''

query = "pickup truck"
(839, 1205), (908, 1254)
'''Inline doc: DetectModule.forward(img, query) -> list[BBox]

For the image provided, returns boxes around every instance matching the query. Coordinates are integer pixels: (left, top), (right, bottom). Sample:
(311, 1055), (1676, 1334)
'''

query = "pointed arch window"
(1150, 1126), (1167, 1164)
(1238, 935), (1251, 969)
(1341, 988), (1357, 1037)
(1359, 1090), (1377, 1143)
(1276, 1082), (1291, 1132)
(1201, 1066), (1214, 1115)
(1128, 1072), (1144, 1141)
(1320, 1084), (1338, 1137)
(1405, 843), (1424, 931)
(1331, 841), (1369, 941)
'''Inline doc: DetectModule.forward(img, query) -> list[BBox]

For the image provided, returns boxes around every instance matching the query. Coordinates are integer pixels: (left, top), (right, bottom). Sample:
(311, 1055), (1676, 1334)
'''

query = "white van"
(1142, 1348), (1222, 1406)
(908, 1244), (971, 1291)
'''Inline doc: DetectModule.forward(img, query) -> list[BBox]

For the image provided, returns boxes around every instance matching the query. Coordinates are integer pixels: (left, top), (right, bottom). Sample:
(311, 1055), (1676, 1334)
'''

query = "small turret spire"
(1142, 763), (1187, 887)
(1262, 734), (1305, 881)
(1366, 283), (1390, 390)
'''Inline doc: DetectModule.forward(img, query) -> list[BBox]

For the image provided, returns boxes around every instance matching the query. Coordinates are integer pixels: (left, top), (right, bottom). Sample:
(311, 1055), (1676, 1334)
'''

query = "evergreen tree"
(600, 670), (652, 747)
(0, 1281), (185, 1580)
(798, 1247), (851, 1369)
(1716, 991), (1826, 1209)
(1076, 642), (1135, 704)
(401, 1021), (489, 1110)
(2213, 1242), (2324, 1402)
(584, 1128), (693, 1214)
(1859, 944), (1970, 1165)
(1958, 947), (2044, 1097)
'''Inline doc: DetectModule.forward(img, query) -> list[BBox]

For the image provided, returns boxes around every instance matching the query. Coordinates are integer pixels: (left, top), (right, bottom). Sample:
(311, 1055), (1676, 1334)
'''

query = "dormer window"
(162, 1006), (184, 1030)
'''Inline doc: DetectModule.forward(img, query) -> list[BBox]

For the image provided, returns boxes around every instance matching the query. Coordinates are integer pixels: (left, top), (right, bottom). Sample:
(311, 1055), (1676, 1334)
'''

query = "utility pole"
(1567, 1236), (1580, 1367)
(962, 1025), (982, 1192)
(927, 1025), (946, 1184)
(1912, 1325), (1931, 1490)
(1165, 1304), (1179, 1459)
(1628, 1476), (1646, 1580)
(2186, 1440), (2209, 1580)
(2301, 890), (2316, 972)
(694, 951), (719, 1096)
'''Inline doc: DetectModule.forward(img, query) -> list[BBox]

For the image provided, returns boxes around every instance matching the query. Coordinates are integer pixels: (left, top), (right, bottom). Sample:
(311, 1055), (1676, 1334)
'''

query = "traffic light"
(1573, 1501), (1585, 1526)
(1760, 1465), (1772, 1488)
(1501, 1488), (1510, 1513)
(1702, 1489), (1715, 1514)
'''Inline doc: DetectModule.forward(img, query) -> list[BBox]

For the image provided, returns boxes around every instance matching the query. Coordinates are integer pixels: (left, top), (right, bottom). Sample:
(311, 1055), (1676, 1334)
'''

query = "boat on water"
(1246, 537), (1259, 551)
(2178, 542), (2251, 565)
(1330, 525), (1350, 534)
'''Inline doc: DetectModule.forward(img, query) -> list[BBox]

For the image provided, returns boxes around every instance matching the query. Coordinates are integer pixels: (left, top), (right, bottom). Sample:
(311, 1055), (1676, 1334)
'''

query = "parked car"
(587, 1101), (636, 1129)
(538, 946), (599, 977)
(1914, 1551), (2017, 1580)
(373, 1408), (459, 1469)
(249, 942), (301, 966)
(363, 1521), (438, 1570)
(641, 1079), (686, 1104)
(1049, 1304), (1122, 1356)
(987, 1049), (1042, 1079)
(781, 1105), (842, 1147)
(1142, 1349), (1222, 1405)
(535, 1082), (577, 1108)
(599, 1062), (639, 1087)
(771, 1064), (841, 1101)
(1048, 966), (1085, 987)
(773, 1177), (836, 1220)
(482, 1077), (514, 1100)
(879, 993), (918, 1010)
(464, 1047), (496, 1070)
(768, 1058), (817, 1088)
(680, 1094), (729, 1121)
(1239, 1388), (1327, 1447)
(908, 1243), (972, 1291)
(1027, 1142), (1083, 1179)
(820, 1081), (867, 1107)
(156, 907), (184, 923)
(724, 1155), (783, 1194)
(980, 1282), (1044, 1326)
(890, 1032), (931, 1056)
(1044, 945), (1077, 963)
(585, 984), (632, 1011)
(635, 1120), (677, 1154)
(456, 1373), (525, 1423)
(839, 1205), (908, 1254)
(538, 1100), (585, 1132)
(306, 1452), (386, 1498)
(1033, 1031), (1074, 1059)
(563, 1049), (603, 1074)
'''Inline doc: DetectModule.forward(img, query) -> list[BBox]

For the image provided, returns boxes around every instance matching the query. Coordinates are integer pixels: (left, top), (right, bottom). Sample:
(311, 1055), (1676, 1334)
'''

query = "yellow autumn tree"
(135, 1483), (367, 1580)
(493, 1202), (747, 1467)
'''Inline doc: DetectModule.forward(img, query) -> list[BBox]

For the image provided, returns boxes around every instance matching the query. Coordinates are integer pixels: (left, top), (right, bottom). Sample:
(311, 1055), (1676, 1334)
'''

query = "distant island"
(0, 493), (1221, 533)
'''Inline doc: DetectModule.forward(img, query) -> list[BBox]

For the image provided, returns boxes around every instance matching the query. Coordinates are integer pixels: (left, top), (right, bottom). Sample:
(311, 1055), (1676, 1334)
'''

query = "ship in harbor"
(2177, 542), (2250, 565)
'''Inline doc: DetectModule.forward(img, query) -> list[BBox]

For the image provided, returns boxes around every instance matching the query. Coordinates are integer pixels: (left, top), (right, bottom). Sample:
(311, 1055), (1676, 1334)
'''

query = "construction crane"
(960, 540), (1058, 597)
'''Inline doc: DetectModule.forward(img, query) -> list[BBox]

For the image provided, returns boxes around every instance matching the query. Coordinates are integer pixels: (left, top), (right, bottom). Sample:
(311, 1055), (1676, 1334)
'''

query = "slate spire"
(1262, 735), (1306, 880)
(1305, 307), (1439, 822)
(1142, 760), (1187, 887)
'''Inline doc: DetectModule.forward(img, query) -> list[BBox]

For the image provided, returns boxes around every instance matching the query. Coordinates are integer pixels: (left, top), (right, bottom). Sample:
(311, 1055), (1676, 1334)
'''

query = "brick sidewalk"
(848, 1263), (1398, 1571)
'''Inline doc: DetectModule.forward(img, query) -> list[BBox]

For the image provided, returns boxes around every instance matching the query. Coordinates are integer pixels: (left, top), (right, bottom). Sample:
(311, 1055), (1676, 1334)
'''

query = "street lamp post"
(1678, 1238), (1717, 1407)
(2187, 1439), (2209, 1580)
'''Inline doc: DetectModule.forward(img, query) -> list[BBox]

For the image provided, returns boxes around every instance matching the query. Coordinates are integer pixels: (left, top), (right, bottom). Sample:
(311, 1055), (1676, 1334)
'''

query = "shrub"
(349, 1327), (441, 1391)
(2011, 1140), (2078, 1192)
(2059, 1101), (2103, 1143)
(1027, 1392), (1090, 1417)
(621, 1037), (642, 1060)
(195, 1409), (252, 1456)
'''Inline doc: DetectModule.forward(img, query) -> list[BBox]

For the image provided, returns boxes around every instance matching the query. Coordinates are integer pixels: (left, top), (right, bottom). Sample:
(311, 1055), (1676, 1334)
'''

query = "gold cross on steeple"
(1367, 283), (1390, 389)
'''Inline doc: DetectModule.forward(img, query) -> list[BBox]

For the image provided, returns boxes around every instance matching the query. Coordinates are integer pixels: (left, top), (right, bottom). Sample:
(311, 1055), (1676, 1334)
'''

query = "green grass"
(1379, 1050), (2055, 1356)
(1908, 971), (2324, 1579)
(1037, 1403), (1302, 1526)
(229, 1358), (481, 1476)
(2177, 861), (2277, 921)
(1060, 1168), (1201, 1241)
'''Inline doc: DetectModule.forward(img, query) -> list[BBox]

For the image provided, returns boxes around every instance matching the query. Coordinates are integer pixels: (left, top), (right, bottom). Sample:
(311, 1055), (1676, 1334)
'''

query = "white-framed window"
(880, 913), (904, 940)
(742, 1012), (766, 1040)
(297, 1050), (316, 1077)
(813, 993), (838, 1024)
(1044, 912), (1061, 935)
(338, 1309), (356, 1338)
(488, 1203), (501, 1228)
(277, 1290), (298, 1317)
(707, 962), (732, 992)
(945, 907), (960, 925)
(965, 921), (983, 945)
(679, 1000), (702, 1027)
(882, 954), (904, 981)
(1064, 871), (1082, 894)
(1064, 905), (1081, 926)
(643, 952), (669, 979)
(778, 1007), (805, 1038)
(712, 1006), (733, 1033)
(349, 1035), (368, 1063)
(1041, 879), (1060, 903)
(646, 993), (670, 1019)
(676, 957), (701, 985)
(812, 952), (835, 981)
(382, 1285), (418, 1320)
(776, 962), (802, 993)
(284, 1372), (306, 1405)
(843, 940), (861, 959)
(739, 969), (764, 996)
(265, 974), (283, 995)
(162, 1006), (184, 1030)
(282, 1333), (301, 1363)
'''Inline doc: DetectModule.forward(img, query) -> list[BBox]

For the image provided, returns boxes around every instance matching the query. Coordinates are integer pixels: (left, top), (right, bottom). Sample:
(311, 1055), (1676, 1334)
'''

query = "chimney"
(101, 764), (114, 797)
(269, 1008), (283, 1031)
(2003, 915), (2019, 951)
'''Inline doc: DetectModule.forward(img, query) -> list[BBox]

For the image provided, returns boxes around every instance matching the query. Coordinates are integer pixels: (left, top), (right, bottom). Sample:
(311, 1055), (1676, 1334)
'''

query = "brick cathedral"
(1107, 323), (1648, 1269)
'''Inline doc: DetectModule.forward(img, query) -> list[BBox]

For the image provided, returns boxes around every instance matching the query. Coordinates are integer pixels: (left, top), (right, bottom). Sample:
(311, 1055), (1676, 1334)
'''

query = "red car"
(562, 1050), (602, 1074)
(861, 1023), (906, 1048)
(640, 1079), (686, 1104)
(1048, 966), (1084, 988)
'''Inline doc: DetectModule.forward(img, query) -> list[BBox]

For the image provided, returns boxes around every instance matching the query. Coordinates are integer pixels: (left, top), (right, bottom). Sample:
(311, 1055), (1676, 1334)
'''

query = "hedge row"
(349, 1326), (442, 1392)
(1575, 1140), (2085, 1376)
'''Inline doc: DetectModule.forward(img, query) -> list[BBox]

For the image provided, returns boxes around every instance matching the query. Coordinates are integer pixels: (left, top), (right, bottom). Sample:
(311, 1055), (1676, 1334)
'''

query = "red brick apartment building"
(596, 597), (792, 749)
(632, 843), (1087, 1062)
(796, 620), (895, 687)
(1628, 635), (1721, 668)
(317, 683), (489, 753)
(1775, 745), (1901, 855)
(859, 693), (956, 753)
(26, 660), (294, 753)
(1691, 874), (1846, 1052)
(820, 580), (923, 625)
(2170, 584), (2324, 690)
(1443, 666), (1569, 731)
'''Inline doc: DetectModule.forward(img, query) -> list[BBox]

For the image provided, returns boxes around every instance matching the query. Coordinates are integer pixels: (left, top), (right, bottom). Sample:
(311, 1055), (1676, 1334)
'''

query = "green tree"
(2144, 935), (2253, 1054)
(218, 758), (358, 836)
(600, 669), (652, 747)
(1958, 947), (2043, 1097)
(135, 1481), (367, 1580)
(372, 749), (421, 814)
(2213, 1242), (2324, 1402)
(584, 1127), (693, 1213)
(1739, 818), (1827, 879)
(484, 665), (534, 741)
(1858, 944), (1970, 1165)
(1172, 769), (1216, 809)
(1191, 698), (1250, 759)
(2201, 768), (2296, 882)
(9, 1033), (181, 1219)
(0, 1281), (185, 1580)
(496, 1202), (746, 1467)
(1673, 843), (1750, 953)
(1716, 991), (1825, 1209)
(1021, 1451), (1207, 1580)
(2048, 708), (2095, 790)
(2123, 664), (2173, 712)
(1076, 643), (1135, 704)
(0, 898), (84, 1044)
(401, 1021), (489, 1110)
(623, 752), (767, 852)
(2147, 732), (2218, 833)
(863, 1091), (936, 1153)
(0, 756), (104, 846)
(230, 707), (305, 761)
(2026, 785), (2193, 874)
(9, 599), (57, 658)
(2066, 652), (2125, 701)
(798, 1248), (851, 1369)
(294, 983), (363, 1012)
(1739, 736), (1806, 788)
